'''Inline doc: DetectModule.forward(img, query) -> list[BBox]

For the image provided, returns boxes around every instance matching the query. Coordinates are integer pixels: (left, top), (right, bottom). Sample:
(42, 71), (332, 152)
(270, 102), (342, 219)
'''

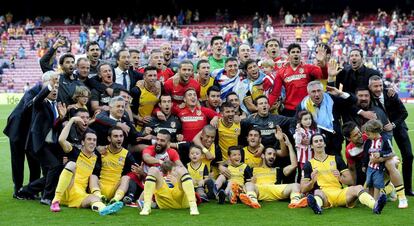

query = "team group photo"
(0, 0), (413, 225)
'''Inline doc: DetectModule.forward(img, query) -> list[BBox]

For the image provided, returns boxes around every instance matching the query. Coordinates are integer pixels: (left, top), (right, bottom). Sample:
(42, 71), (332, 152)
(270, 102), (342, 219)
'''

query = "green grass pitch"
(0, 104), (413, 225)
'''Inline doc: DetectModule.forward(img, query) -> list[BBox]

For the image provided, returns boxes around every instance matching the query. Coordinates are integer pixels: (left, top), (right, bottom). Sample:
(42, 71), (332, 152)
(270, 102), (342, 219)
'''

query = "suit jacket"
(3, 84), (42, 142)
(90, 110), (142, 146)
(373, 92), (408, 130)
(127, 68), (143, 91)
(30, 86), (64, 153)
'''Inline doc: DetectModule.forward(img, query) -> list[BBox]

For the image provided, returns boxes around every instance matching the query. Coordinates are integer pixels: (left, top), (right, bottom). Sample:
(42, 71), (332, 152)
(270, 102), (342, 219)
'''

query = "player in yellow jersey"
(139, 130), (199, 215)
(240, 133), (307, 209)
(50, 117), (123, 215)
(217, 102), (240, 160)
(214, 146), (252, 204)
(131, 66), (161, 131)
(187, 145), (210, 201)
(89, 126), (136, 204)
(243, 128), (264, 168)
(301, 133), (387, 214)
(196, 59), (216, 102)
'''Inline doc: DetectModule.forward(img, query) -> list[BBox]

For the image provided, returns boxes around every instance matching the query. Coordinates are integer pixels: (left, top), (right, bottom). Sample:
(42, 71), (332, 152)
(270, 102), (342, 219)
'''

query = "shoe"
(288, 197), (308, 208)
(373, 193), (387, 214)
(189, 201), (199, 215)
(239, 193), (261, 208)
(99, 201), (123, 216)
(126, 202), (138, 208)
(307, 194), (322, 214)
(200, 193), (209, 202)
(15, 188), (35, 200)
(205, 179), (215, 199)
(229, 183), (242, 204)
(217, 189), (226, 204)
(50, 201), (61, 212)
(398, 199), (408, 209)
(137, 200), (145, 209)
(40, 198), (52, 206)
(405, 190), (414, 196)
(123, 194), (134, 205)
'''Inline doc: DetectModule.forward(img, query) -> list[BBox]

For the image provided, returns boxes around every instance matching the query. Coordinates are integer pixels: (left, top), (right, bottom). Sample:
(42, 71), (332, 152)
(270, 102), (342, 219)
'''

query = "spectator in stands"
(285, 11), (293, 26)
(18, 44), (25, 59)
(23, 82), (30, 93)
(25, 19), (35, 37)
(7, 79), (15, 93)
(295, 26), (303, 42)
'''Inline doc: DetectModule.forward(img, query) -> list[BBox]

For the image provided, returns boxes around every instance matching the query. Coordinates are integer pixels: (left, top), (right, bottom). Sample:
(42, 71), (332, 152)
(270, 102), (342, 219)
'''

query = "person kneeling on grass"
(301, 133), (387, 215)
(214, 146), (252, 204)
(240, 133), (307, 209)
(139, 162), (199, 216)
(50, 117), (123, 215)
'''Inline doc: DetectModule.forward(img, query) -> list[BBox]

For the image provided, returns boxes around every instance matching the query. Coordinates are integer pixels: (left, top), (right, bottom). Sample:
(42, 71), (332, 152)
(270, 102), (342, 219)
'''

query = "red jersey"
(268, 62), (328, 110)
(174, 106), (218, 141)
(142, 145), (180, 173)
(345, 134), (368, 166)
(273, 56), (286, 71)
(164, 78), (201, 104)
(138, 67), (174, 84)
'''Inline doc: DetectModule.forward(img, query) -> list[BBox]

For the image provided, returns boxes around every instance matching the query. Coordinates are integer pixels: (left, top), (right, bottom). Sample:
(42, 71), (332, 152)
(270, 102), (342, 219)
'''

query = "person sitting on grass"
(301, 133), (387, 215)
(214, 146), (252, 204)
(51, 117), (123, 215)
(239, 133), (307, 209)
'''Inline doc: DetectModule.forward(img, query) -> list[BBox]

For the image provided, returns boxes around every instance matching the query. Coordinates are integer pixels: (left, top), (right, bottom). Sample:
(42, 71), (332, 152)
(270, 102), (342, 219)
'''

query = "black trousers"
(9, 140), (41, 193)
(26, 143), (63, 200)
(393, 126), (413, 191)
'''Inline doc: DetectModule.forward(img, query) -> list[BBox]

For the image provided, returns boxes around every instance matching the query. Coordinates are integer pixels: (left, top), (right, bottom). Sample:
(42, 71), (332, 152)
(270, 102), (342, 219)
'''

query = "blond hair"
(72, 86), (91, 102)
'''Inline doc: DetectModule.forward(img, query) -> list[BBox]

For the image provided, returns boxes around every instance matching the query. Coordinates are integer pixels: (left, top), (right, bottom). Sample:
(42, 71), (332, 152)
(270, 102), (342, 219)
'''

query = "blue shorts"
(365, 167), (384, 189)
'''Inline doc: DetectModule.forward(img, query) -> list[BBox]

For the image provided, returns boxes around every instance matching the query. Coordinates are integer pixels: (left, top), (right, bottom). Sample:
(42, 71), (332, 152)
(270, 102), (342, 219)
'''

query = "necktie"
(50, 101), (58, 123)
(122, 71), (128, 89)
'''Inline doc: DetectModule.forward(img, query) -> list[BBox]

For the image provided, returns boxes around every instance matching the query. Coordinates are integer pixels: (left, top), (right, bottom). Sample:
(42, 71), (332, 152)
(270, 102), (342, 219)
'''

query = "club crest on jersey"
(330, 161), (336, 167)
(196, 110), (201, 116)
(171, 121), (176, 128)
(118, 157), (125, 164)
(299, 68), (304, 73)
(235, 128), (239, 133)
(268, 122), (274, 128)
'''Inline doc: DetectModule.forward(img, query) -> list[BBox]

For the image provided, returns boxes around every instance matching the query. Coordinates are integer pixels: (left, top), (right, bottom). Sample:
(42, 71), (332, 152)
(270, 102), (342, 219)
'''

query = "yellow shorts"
(257, 184), (288, 201)
(60, 184), (89, 208)
(322, 187), (352, 208)
(155, 180), (188, 209)
(100, 181), (119, 200)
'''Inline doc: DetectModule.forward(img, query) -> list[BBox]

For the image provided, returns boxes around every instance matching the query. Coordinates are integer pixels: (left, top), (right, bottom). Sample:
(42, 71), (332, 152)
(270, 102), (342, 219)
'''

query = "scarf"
(301, 93), (334, 133)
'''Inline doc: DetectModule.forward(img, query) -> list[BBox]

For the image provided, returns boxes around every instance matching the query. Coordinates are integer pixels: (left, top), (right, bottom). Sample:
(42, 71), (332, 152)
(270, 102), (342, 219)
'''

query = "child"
(362, 119), (393, 200)
(294, 110), (318, 181)
(187, 145), (210, 202)
(214, 146), (252, 204)
(68, 86), (91, 118)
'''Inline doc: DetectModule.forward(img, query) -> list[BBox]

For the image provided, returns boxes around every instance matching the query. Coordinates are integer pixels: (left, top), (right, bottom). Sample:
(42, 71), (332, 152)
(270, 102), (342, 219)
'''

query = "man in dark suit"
(3, 84), (42, 198)
(18, 74), (67, 205)
(114, 48), (142, 92)
(90, 95), (143, 147)
(369, 75), (413, 196)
